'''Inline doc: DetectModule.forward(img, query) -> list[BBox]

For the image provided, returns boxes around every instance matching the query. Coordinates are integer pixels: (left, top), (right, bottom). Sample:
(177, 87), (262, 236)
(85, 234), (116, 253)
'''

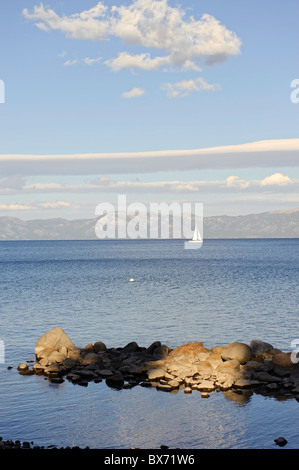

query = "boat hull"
(184, 240), (203, 250)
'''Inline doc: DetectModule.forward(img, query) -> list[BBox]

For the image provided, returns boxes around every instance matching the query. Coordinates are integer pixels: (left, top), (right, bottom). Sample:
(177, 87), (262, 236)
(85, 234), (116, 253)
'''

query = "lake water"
(0, 239), (298, 449)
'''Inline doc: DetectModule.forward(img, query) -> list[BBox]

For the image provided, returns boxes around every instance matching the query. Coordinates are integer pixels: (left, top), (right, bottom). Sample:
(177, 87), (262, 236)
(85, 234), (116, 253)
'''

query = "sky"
(0, 0), (298, 220)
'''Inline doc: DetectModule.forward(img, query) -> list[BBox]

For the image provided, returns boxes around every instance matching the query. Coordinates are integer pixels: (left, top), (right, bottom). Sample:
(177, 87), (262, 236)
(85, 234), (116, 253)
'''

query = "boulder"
(80, 353), (99, 366)
(216, 359), (240, 377)
(93, 341), (106, 353)
(272, 352), (293, 369)
(195, 360), (214, 376)
(169, 342), (209, 361)
(250, 340), (274, 357)
(35, 327), (77, 357)
(221, 342), (252, 364)
(106, 373), (125, 389)
(46, 350), (67, 365)
(36, 347), (56, 361)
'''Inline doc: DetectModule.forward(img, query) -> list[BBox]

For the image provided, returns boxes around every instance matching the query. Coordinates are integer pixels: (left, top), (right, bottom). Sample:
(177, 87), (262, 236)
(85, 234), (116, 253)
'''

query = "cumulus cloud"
(162, 76), (220, 97)
(23, 0), (242, 72)
(122, 87), (145, 98)
(261, 172), (293, 186)
(23, 2), (109, 41)
(1, 173), (298, 196)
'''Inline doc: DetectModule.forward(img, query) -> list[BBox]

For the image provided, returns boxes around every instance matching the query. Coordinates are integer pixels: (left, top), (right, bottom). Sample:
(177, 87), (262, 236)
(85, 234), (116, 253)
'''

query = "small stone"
(156, 383), (172, 392)
(274, 437), (287, 447)
(93, 341), (107, 353)
(98, 369), (114, 377)
(147, 368), (166, 381)
(106, 373), (125, 389)
(50, 377), (64, 384)
(184, 387), (192, 394)
(17, 363), (28, 371)
(233, 379), (252, 388)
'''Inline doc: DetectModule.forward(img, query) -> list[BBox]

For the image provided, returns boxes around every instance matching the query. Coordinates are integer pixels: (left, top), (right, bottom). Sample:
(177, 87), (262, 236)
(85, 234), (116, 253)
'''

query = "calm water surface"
(0, 239), (298, 449)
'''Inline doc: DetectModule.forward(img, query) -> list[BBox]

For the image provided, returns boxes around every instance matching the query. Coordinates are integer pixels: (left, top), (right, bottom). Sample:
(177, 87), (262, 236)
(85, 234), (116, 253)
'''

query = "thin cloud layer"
(0, 139), (299, 177)
(23, 0), (242, 72)
(0, 139), (298, 176)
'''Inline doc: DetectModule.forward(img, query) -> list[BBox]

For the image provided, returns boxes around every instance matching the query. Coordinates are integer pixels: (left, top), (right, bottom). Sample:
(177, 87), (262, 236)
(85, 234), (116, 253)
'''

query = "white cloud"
(83, 56), (102, 65)
(122, 87), (145, 98)
(2, 173), (298, 196)
(63, 56), (101, 66)
(23, 0), (242, 72)
(64, 59), (79, 66)
(23, 2), (109, 41)
(225, 176), (250, 189)
(39, 201), (71, 209)
(162, 76), (220, 98)
(0, 203), (33, 211)
(260, 173), (293, 186)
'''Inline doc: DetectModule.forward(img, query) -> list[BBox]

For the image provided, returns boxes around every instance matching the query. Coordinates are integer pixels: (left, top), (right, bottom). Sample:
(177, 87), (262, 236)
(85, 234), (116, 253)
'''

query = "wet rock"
(106, 372), (125, 389)
(156, 383), (172, 392)
(274, 437), (288, 447)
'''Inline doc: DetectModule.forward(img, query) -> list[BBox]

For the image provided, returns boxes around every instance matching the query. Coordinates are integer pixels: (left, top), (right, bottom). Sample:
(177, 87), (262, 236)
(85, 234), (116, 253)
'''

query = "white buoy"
(130, 278), (134, 282)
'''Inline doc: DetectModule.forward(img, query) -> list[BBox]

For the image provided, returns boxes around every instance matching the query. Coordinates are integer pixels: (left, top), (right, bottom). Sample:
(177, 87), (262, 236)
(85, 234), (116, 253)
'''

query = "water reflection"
(222, 389), (253, 406)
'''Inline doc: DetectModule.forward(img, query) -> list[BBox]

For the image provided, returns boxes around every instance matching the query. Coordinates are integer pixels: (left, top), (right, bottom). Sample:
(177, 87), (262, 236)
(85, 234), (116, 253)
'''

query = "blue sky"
(0, 0), (298, 219)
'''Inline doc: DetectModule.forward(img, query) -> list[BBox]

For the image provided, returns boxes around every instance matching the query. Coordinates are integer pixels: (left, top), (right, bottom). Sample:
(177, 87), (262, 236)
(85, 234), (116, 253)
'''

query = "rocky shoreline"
(2, 327), (297, 450)
(17, 327), (299, 400)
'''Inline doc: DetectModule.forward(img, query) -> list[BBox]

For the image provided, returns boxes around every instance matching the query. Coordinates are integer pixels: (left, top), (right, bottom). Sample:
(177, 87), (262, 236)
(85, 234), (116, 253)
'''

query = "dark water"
(0, 239), (298, 449)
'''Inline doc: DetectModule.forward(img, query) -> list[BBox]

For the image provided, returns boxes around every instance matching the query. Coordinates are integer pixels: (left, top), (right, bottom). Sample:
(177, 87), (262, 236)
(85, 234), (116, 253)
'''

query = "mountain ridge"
(0, 208), (298, 240)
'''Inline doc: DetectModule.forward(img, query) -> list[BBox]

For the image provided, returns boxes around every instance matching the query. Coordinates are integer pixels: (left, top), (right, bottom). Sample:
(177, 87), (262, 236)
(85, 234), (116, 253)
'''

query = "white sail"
(192, 225), (202, 241)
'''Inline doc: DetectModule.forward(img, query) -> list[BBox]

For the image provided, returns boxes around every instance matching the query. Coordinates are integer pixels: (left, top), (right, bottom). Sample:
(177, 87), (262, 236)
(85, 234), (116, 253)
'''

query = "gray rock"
(274, 437), (288, 447)
(250, 340), (274, 356)
(106, 373), (125, 389)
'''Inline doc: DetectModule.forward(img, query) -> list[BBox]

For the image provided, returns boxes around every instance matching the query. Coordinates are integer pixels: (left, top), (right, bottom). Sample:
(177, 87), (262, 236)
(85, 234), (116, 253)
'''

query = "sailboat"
(184, 224), (203, 249)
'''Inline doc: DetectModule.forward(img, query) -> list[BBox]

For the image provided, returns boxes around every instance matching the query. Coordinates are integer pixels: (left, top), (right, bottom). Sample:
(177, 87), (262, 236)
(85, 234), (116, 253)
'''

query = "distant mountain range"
(0, 208), (298, 240)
